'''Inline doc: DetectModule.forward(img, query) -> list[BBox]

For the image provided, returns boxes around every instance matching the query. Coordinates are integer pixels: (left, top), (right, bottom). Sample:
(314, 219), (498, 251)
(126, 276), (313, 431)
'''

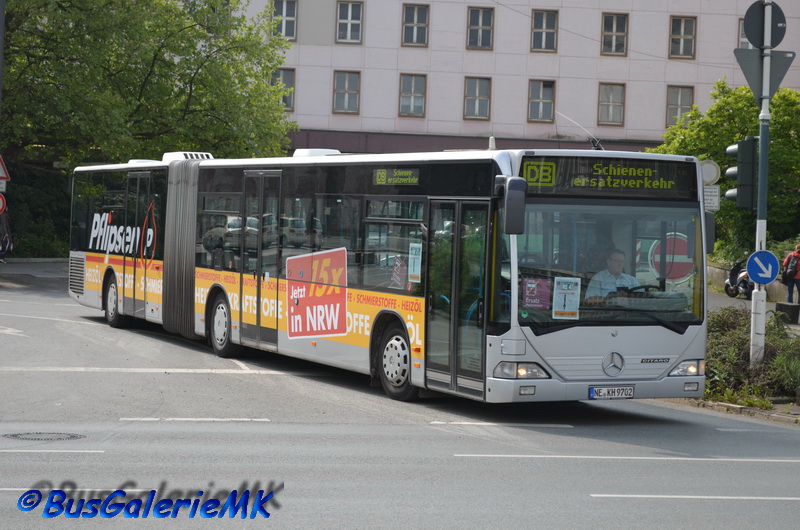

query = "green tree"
(2, 0), (296, 168)
(648, 80), (800, 258)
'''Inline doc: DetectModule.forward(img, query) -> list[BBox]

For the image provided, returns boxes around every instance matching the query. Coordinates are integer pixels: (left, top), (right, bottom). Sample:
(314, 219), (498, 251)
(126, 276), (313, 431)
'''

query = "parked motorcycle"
(724, 258), (754, 299)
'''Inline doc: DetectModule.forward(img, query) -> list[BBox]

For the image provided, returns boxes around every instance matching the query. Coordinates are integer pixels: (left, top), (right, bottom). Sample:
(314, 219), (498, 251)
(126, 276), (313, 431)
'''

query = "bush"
(706, 306), (800, 404)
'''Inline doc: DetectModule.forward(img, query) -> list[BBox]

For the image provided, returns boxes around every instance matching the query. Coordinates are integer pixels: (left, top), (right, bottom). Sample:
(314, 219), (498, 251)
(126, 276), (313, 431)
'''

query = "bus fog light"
(670, 360), (703, 376)
(684, 382), (699, 392)
(519, 386), (536, 396)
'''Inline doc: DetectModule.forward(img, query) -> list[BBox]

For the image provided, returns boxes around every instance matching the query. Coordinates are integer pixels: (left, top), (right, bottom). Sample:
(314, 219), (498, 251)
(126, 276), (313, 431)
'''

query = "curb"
(663, 398), (800, 425)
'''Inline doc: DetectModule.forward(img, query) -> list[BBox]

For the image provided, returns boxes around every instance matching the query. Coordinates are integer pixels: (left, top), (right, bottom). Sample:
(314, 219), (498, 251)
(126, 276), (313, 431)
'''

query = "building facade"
(247, 0), (800, 153)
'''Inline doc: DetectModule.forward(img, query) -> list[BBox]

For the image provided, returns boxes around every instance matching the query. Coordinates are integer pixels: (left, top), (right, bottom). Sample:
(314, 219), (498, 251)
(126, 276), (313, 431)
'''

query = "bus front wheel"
(210, 293), (238, 358)
(378, 322), (419, 401)
(104, 275), (130, 328)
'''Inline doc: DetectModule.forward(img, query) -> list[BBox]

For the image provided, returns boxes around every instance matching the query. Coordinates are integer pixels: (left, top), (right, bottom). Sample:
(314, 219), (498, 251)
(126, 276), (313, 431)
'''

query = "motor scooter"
(724, 258), (754, 299)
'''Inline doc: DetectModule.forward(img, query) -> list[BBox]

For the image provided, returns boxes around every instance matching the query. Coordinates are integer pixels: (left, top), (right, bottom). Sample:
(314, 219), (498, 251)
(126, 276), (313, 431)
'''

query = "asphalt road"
(1, 265), (799, 528)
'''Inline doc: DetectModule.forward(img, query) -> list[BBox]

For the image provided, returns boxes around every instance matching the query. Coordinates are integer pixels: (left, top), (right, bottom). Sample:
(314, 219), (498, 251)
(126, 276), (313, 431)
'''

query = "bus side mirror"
(704, 211), (715, 254)
(496, 175), (526, 235)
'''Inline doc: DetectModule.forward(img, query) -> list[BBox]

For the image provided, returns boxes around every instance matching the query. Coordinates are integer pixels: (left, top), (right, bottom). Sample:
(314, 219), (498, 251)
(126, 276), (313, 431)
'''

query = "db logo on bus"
(647, 232), (693, 283)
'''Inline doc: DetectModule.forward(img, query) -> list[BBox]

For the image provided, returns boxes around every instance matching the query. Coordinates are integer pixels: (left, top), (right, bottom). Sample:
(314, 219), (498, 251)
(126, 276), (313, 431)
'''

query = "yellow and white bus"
(69, 149), (710, 402)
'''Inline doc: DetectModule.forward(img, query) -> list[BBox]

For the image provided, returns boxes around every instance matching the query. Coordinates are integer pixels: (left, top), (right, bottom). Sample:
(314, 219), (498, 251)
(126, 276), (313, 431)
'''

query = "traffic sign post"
(735, 1), (795, 366)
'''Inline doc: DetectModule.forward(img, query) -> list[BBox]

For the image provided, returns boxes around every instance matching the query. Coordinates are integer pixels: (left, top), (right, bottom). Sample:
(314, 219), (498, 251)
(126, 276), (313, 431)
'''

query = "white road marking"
(119, 418), (270, 422)
(0, 367), (285, 375)
(591, 494), (800, 501)
(0, 450), (104, 453)
(432, 421), (573, 428)
(229, 359), (251, 371)
(455, 454), (800, 463)
(0, 312), (105, 326)
(0, 487), (150, 492)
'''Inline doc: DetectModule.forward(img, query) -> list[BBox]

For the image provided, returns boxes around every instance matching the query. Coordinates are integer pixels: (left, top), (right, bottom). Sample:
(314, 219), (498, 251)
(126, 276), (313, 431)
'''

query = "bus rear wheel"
(104, 275), (130, 328)
(210, 292), (239, 358)
(378, 322), (419, 401)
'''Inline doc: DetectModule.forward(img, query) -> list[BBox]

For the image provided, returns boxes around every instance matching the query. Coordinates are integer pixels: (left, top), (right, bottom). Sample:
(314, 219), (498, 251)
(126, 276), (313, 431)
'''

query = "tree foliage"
(2, 0), (296, 167)
(648, 80), (800, 257)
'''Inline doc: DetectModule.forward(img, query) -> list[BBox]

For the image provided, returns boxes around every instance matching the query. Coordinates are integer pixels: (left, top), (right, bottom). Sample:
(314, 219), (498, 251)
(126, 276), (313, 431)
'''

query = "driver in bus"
(584, 248), (639, 304)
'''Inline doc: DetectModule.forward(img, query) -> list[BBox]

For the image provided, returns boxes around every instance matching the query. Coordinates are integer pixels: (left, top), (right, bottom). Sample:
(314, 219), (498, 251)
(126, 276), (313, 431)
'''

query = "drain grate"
(3, 432), (86, 441)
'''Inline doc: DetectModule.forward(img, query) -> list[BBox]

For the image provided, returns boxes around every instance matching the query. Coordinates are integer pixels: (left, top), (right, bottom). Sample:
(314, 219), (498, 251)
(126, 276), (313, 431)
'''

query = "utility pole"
(733, 1), (795, 366)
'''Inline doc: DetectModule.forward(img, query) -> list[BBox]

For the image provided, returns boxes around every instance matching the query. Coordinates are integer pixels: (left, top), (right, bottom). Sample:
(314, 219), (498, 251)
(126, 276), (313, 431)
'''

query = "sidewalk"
(663, 398), (800, 426)
(0, 258), (68, 278)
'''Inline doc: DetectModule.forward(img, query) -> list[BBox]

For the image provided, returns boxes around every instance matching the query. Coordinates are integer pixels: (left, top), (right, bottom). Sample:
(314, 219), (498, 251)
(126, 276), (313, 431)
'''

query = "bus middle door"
(426, 201), (489, 399)
(239, 170), (281, 347)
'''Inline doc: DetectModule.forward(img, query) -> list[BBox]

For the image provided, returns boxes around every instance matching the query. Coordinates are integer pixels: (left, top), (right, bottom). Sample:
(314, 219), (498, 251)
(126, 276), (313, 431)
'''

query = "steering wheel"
(629, 285), (660, 292)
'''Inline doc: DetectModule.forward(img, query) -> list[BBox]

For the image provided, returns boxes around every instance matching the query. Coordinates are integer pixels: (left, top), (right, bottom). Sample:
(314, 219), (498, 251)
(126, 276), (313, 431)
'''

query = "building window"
(273, 1), (297, 40)
(738, 19), (756, 49)
(337, 2), (363, 43)
(272, 69), (295, 111)
(666, 86), (693, 126)
(399, 74), (426, 117)
(670, 16), (696, 58)
(601, 13), (627, 56)
(467, 8), (493, 50)
(528, 80), (555, 122)
(402, 4), (428, 46)
(598, 83), (624, 125)
(531, 10), (557, 52)
(333, 71), (360, 113)
(464, 77), (491, 119)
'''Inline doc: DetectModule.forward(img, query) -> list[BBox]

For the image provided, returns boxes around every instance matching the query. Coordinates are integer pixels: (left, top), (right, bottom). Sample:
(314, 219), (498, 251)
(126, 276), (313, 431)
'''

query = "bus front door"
(426, 201), (488, 399)
(239, 170), (281, 348)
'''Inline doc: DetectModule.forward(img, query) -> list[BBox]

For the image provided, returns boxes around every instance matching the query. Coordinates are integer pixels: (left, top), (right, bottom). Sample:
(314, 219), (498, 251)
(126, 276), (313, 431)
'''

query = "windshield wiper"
(533, 320), (596, 336)
(606, 308), (689, 334)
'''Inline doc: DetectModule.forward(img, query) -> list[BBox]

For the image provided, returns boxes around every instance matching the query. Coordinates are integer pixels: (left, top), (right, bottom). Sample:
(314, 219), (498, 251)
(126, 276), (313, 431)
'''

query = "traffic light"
(724, 136), (757, 211)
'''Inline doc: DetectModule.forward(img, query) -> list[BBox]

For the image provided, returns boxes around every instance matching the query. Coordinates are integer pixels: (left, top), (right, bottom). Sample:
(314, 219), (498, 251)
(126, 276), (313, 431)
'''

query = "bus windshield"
(516, 201), (704, 334)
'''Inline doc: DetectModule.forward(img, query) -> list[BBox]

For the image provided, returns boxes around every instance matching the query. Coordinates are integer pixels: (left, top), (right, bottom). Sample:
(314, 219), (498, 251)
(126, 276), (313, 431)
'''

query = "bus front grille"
(69, 256), (85, 295)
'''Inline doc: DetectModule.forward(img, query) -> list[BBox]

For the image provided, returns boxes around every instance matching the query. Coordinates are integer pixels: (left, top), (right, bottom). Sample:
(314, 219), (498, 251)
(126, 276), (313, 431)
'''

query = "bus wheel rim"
(382, 335), (409, 387)
(213, 303), (229, 346)
(107, 282), (118, 318)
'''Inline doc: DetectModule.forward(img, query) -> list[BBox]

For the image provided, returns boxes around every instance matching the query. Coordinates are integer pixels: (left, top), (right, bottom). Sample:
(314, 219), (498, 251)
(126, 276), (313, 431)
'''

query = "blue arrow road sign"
(747, 250), (779, 284)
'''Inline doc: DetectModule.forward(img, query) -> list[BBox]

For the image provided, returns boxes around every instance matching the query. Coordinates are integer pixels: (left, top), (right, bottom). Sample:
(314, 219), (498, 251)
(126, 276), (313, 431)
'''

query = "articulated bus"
(69, 149), (712, 403)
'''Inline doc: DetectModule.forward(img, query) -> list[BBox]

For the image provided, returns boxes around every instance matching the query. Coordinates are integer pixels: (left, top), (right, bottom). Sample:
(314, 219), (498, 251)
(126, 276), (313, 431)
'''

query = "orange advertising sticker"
(285, 248), (348, 339)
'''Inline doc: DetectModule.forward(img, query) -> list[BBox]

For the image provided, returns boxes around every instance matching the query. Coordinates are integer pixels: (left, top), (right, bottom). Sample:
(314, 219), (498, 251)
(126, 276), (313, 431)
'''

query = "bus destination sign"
(373, 168), (420, 186)
(521, 156), (697, 199)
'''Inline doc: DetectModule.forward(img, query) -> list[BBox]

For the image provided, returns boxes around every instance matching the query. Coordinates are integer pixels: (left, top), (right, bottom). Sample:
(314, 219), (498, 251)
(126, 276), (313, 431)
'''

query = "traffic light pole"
(750, 0), (774, 366)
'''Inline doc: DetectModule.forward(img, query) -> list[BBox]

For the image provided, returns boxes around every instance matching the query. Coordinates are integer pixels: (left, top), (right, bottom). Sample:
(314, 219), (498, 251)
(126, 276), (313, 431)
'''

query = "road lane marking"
(120, 418), (271, 422)
(0, 312), (106, 326)
(455, 454), (800, 463)
(229, 359), (251, 371)
(432, 421), (573, 428)
(0, 367), (285, 375)
(591, 494), (800, 501)
(0, 450), (105, 453)
(0, 487), (149, 492)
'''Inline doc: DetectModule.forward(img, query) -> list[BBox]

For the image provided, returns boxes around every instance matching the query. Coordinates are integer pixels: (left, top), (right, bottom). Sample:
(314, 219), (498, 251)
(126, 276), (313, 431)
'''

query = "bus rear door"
(239, 170), (281, 347)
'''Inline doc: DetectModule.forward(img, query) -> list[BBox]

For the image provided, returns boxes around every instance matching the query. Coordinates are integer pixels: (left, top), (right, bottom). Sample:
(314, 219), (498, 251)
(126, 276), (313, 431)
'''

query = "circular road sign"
(649, 233), (694, 283)
(744, 1), (786, 49)
(0, 193), (6, 215)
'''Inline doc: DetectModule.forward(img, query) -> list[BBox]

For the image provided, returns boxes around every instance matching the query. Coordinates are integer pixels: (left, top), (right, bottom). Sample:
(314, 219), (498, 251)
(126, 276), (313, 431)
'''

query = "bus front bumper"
(484, 376), (705, 403)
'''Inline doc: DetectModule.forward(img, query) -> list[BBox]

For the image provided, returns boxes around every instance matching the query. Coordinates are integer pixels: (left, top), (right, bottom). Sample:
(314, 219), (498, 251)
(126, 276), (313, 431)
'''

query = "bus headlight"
(669, 360), (705, 376)
(493, 362), (550, 379)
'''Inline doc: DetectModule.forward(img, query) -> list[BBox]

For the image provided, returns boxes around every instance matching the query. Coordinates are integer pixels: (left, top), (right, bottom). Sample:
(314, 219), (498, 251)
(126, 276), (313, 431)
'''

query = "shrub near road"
(706, 307), (800, 408)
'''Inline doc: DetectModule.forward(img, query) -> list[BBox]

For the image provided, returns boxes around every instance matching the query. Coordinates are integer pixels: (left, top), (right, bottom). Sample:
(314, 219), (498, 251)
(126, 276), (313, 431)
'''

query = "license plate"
(589, 386), (634, 399)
